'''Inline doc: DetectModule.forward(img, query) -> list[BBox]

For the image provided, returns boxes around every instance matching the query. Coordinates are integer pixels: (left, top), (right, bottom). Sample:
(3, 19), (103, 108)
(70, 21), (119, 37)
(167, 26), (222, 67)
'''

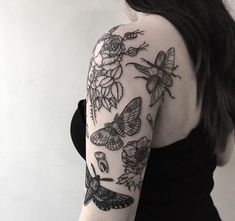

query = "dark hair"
(126, 0), (235, 155)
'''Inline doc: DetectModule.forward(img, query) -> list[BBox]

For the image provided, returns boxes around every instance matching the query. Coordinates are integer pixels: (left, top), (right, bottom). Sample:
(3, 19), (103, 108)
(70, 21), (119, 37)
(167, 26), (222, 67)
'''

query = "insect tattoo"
(146, 113), (154, 129)
(94, 151), (109, 173)
(126, 47), (182, 106)
(86, 25), (148, 125)
(117, 136), (151, 191)
(84, 163), (134, 211)
(90, 97), (142, 151)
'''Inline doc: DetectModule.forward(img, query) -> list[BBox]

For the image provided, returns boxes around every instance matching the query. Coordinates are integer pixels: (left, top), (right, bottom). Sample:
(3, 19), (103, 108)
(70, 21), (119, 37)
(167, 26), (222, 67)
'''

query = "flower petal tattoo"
(90, 97), (142, 151)
(117, 136), (151, 191)
(84, 163), (134, 211)
(127, 47), (182, 106)
(86, 26), (148, 124)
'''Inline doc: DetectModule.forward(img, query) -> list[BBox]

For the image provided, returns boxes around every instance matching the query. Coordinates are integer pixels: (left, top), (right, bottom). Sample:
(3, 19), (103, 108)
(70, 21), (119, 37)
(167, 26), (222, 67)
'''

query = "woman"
(70, 0), (235, 220)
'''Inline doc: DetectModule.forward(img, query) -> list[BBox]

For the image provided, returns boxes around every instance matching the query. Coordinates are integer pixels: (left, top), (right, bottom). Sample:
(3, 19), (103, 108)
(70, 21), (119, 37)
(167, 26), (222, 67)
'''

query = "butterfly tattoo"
(90, 97), (142, 151)
(127, 47), (181, 106)
(84, 163), (134, 211)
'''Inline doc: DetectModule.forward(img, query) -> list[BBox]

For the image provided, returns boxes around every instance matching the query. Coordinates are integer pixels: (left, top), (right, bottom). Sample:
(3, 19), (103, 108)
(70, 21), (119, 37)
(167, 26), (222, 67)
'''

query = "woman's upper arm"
(79, 24), (177, 221)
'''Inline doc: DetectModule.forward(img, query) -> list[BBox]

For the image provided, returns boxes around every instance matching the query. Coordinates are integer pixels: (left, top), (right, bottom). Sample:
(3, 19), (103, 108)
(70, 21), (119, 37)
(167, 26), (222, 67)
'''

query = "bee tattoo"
(127, 47), (181, 106)
(90, 97), (142, 151)
(84, 163), (134, 211)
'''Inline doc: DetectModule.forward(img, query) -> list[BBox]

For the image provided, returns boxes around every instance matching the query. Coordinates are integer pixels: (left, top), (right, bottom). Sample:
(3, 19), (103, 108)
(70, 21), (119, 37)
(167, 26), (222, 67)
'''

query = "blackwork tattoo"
(117, 136), (151, 191)
(86, 26), (148, 124)
(90, 97), (142, 151)
(146, 114), (154, 129)
(94, 151), (109, 173)
(127, 47), (181, 106)
(84, 163), (134, 211)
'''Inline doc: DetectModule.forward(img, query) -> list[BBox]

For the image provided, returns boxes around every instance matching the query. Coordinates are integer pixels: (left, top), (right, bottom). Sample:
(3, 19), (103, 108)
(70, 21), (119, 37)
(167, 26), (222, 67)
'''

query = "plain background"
(0, 0), (234, 220)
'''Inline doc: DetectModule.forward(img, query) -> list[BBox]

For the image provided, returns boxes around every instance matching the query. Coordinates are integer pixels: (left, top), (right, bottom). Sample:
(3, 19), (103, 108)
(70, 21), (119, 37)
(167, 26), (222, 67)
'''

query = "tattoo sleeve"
(83, 25), (181, 217)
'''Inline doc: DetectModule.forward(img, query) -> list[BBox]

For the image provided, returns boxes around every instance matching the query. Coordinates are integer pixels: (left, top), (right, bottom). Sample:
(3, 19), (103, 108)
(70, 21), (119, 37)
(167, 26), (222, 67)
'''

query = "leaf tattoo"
(127, 47), (181, 106)
(90, 97), (142, 151)
(84, 163), (134, 211)
(94, 151), (109, 173)
(86, 26), (148, 125)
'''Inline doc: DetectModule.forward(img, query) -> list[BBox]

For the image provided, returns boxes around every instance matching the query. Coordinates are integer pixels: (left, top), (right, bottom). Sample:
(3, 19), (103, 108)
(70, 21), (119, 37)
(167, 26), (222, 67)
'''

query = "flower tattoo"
(117, 136), (151, 191)
(86, 26), (148, 124)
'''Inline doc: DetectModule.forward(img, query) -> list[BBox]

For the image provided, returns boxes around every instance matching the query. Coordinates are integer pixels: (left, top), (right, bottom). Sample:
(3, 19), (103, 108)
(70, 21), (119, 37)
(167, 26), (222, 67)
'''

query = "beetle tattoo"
(127, 47), (181, 106)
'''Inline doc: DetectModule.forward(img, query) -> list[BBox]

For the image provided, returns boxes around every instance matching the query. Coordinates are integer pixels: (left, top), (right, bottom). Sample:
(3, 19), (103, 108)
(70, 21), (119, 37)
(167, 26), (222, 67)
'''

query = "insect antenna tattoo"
(84, 163), (134, 211)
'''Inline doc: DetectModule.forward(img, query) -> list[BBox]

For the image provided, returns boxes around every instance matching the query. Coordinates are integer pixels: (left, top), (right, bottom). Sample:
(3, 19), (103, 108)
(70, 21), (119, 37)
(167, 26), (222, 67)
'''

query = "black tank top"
(70, 99), (222, 221)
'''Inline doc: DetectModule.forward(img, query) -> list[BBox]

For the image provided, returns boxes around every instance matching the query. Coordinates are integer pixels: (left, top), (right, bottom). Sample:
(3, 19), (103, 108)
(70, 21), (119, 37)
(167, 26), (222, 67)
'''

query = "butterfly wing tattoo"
(90, 97), (142, 151)
(84, 164), (134, 211)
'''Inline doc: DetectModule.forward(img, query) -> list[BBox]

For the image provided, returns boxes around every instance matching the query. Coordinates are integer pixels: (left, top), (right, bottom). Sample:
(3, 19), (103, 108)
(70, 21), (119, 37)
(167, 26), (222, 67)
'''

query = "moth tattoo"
(84, 163), (134, 211)
(94, 151), (109, 173)
(86, 26), (148, 125)
(90, 97), (142, 151)
(127, 47), (181, 106)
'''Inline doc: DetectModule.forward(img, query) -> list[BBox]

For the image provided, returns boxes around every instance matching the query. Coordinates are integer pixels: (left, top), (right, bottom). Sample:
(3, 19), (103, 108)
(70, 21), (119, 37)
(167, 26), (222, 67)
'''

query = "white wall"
(0, 0), (234, 221)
